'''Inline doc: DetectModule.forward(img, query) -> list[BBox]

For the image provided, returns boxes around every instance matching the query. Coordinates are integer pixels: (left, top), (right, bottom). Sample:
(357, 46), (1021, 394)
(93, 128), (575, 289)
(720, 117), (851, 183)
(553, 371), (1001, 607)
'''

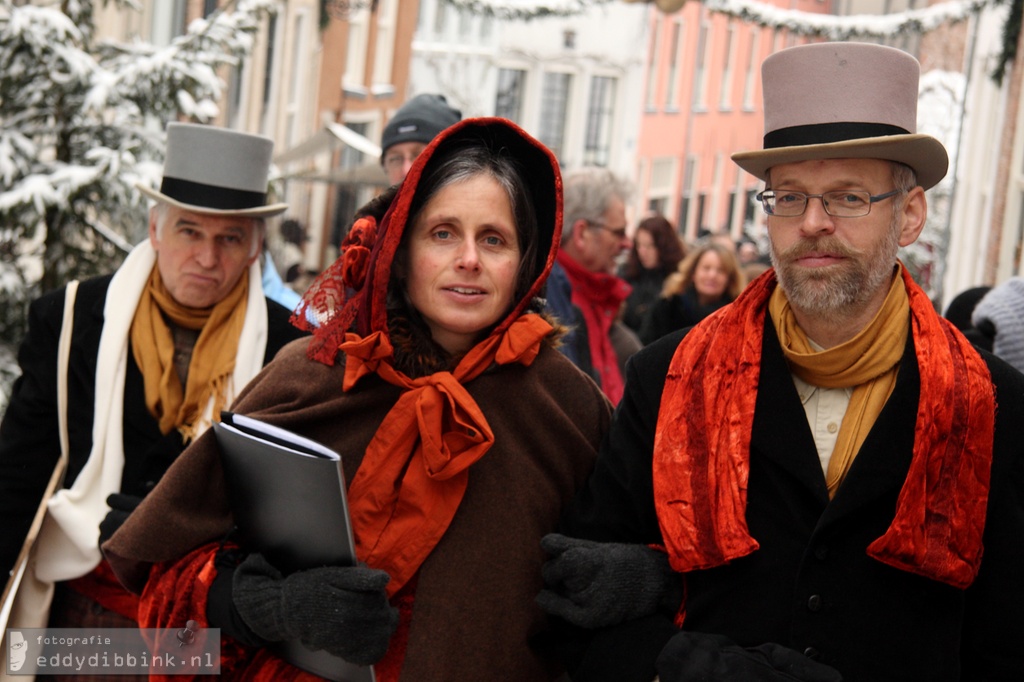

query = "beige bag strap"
(0, 280), (77, 632)
(55, 280), (77, 462)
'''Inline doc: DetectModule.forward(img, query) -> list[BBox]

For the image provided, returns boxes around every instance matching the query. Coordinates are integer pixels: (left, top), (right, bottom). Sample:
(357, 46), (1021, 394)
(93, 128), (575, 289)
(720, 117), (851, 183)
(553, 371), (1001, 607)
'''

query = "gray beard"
(770, 230), (900, 318)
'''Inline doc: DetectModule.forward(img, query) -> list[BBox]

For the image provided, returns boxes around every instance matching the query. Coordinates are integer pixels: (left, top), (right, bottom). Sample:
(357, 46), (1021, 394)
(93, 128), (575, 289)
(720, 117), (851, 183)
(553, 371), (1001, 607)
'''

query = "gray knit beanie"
(971, 277), (1024, 372)
(381, 94), (462, 159)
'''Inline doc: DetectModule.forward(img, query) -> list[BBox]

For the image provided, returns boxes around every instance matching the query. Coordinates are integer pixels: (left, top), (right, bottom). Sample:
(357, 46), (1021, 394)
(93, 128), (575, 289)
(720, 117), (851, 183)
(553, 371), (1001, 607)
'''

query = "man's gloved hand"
(98, 493), (144, 548)
(536, 533), (683, 629)
(656, 631), (844, 682)
(231, 553), (398, 666)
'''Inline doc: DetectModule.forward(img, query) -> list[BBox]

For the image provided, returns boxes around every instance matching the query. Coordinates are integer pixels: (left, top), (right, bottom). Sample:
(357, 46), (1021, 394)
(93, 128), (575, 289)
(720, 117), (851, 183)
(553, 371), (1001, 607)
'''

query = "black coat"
(0, 274), (307, 575)
(551, 317), (1024, 682)
(638, 288), (732, 345)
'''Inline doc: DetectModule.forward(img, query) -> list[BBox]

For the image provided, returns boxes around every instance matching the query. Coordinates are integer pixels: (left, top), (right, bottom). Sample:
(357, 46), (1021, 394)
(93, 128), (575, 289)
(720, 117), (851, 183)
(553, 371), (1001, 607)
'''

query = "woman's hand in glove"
(231, 553), (398, 666)
(536, 533), (683, 629)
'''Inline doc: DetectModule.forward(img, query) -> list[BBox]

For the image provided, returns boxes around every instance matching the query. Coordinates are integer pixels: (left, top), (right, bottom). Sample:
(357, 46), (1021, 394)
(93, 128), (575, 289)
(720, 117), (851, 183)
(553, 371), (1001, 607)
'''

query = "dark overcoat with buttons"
(0, 274), (306, 575)
(550, 316), (1024, 682)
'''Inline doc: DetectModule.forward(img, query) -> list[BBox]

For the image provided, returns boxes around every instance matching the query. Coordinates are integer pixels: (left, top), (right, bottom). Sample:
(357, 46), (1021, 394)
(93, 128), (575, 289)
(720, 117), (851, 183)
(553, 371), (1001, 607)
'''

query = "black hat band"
(160, 176), (267, 210)
(764, 122), (910, 150)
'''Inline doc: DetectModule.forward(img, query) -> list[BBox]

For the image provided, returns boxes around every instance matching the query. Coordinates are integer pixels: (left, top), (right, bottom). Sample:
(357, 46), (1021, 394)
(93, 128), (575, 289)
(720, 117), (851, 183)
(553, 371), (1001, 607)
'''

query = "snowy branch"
(441, 0), (994, 33)
(702, 0), (996, 39)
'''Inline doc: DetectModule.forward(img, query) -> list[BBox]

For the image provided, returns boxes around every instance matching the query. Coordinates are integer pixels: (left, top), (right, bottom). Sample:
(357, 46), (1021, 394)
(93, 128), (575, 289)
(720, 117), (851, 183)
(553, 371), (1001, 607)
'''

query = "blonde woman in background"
(638, 240), (745, 344)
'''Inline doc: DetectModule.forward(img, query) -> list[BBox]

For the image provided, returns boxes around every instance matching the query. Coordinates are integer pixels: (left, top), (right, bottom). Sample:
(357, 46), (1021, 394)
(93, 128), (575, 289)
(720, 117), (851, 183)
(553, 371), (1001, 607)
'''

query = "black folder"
(214, 411), (375, 682)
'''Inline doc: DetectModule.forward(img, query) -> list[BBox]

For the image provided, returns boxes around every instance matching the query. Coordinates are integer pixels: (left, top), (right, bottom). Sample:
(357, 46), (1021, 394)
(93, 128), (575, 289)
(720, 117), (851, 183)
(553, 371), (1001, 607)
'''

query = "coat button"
(804, 646), (820, 660)
(807, 594), (822, 612)
(814, 545), (829, 560)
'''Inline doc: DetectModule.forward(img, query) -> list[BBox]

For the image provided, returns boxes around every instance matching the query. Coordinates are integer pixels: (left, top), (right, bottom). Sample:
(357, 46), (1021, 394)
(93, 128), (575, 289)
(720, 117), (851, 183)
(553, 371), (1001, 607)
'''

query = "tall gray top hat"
(732, 42), (949, 190)
(138, 123), (288, 217)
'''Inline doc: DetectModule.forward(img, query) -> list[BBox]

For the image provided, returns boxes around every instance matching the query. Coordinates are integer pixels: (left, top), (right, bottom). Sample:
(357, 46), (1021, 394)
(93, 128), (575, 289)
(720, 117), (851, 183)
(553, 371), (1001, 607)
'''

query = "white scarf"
(34, 241), (268, 582)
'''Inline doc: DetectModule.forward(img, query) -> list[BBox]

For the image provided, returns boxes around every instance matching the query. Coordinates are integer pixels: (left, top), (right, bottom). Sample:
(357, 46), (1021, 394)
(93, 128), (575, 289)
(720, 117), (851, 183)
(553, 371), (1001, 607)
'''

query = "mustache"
(777, 236), (859, 262)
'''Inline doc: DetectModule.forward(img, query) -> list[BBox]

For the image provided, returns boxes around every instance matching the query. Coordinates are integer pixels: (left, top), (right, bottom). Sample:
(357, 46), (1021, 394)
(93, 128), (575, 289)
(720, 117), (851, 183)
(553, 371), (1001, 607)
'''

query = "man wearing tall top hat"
(537, 42), (1024, 682)
(0, 123), (307, 644)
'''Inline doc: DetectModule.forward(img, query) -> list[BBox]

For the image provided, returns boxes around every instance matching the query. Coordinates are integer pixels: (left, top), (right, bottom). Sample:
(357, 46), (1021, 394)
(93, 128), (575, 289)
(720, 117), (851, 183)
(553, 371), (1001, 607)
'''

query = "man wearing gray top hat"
(537, 42), (1024, 682)
(0, 123), (307, 641)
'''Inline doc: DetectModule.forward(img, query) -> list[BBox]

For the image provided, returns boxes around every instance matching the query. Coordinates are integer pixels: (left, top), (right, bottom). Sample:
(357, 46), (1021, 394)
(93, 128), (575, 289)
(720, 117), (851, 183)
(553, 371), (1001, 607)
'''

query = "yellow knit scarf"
(130, 267), (249, 442)
(768, 268), (908, 497)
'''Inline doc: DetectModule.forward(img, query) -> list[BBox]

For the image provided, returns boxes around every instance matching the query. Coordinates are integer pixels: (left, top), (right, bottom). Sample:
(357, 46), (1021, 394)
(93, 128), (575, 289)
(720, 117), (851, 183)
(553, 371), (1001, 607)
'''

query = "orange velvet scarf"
(340, 313), (553, 597)
(652, 266), (996, 589)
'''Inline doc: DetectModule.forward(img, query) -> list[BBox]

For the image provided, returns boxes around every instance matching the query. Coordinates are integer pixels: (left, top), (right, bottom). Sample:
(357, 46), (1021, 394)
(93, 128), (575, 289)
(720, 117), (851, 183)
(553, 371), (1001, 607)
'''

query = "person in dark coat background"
(618, 214), (686, 335)
(638, 239), (745, 345)
(0, 123), (307, 650)
(537, 41), (1024, 682)
(943, 284), (992, 351)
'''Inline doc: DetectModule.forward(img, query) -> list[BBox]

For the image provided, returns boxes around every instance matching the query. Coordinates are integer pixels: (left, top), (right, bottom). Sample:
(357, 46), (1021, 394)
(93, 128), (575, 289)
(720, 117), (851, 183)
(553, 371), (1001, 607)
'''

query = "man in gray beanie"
(380, 93), (461, 185)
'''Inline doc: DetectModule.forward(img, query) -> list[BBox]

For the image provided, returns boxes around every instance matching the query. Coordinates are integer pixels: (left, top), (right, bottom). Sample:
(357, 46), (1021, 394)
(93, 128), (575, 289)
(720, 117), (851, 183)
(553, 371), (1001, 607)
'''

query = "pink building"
(635, 1), (832, 245)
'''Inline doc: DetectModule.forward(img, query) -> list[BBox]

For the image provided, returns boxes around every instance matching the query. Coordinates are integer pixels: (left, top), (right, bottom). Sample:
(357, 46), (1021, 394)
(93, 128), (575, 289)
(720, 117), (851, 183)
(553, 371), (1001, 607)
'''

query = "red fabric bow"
(341, 313), (553, 596)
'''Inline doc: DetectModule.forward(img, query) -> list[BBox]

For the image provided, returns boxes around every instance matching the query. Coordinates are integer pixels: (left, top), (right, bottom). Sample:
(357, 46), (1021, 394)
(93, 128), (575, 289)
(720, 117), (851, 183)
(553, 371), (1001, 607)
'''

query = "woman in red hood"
(103, 118), (612, 681)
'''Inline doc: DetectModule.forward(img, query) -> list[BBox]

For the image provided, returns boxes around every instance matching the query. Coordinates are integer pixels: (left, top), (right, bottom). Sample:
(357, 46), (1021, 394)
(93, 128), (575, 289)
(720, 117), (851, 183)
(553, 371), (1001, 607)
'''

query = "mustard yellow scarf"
(768, 270), (908, 497)
(130, 267), (249, 441)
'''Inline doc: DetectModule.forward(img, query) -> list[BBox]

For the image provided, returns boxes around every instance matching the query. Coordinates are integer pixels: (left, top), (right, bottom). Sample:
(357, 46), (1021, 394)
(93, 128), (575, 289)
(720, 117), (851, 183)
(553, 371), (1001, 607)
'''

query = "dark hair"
(403, 137), (540, 305)
(621, 214), (686, 280)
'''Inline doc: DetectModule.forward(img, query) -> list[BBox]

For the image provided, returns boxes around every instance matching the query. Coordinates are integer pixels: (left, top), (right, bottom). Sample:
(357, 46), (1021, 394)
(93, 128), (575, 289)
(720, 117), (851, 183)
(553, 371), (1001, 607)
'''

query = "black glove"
(536, 533), (683, 629)
(98, 493), (143, 548)
(656, 631), (844, 682)
(231, 553), (398, 666)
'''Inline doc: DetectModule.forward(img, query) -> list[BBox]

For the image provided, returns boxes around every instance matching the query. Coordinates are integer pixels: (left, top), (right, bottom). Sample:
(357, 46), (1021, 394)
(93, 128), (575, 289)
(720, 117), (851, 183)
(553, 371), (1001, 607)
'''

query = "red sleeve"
(138, 542), (324, 682)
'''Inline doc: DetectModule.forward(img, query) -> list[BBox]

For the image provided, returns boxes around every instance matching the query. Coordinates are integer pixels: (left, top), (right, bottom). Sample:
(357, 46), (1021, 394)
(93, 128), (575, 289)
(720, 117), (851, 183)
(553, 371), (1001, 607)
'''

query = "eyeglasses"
(383, 152), (420, 172)
(586, 220), (629, 240)
(756, 189), (902, 218)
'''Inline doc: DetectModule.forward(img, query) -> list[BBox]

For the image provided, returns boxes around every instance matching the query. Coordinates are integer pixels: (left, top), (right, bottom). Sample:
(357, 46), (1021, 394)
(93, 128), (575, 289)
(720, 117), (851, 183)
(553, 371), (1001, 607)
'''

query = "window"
(373, 0), (397, 86)
(649, 157), (675, 218)
(679, 156), (696, 239)
(433, 0), (448, 35)
(495, 68), (526, 122)
(151, 0), (187, 46)
(742, 28), (760, 110)
(539, 72), (573, 160)
(665, 21), (682, 110)
(692, 22), (710, 111)
(285, 12), (309, 148)
(719, 23), (736, 111)
(584, 76), (616, 166)
(645, 17), (661, 111)
(345, 6), (370, 90)
(260, 14), (279, 130)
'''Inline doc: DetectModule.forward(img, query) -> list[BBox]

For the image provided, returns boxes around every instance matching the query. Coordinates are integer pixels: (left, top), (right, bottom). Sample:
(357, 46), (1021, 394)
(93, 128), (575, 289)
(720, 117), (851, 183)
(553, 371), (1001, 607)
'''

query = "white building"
(409, 0), (648, 187)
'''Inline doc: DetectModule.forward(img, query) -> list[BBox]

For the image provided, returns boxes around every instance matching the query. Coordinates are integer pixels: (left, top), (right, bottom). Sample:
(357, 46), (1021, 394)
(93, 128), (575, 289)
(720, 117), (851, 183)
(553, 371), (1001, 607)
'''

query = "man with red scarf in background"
(545, 167), (641, 404)
(537, 42), (1024, 682)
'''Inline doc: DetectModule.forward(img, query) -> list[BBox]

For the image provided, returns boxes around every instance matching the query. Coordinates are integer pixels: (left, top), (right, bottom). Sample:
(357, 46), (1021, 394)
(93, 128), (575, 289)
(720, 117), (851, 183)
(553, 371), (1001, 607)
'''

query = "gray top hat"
(732, 42), (949, 191)
(138, 123), (288, 217)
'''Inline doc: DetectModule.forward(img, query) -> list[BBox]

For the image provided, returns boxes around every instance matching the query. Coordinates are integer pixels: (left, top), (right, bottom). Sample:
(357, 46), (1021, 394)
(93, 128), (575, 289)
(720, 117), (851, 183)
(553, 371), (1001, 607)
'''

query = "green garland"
(994, 0), (1022, 84)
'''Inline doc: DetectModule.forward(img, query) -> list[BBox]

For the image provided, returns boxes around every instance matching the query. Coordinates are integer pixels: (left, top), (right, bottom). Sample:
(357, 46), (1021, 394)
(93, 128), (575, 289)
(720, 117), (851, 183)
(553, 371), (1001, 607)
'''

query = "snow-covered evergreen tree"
(0, 0), (276, 354)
